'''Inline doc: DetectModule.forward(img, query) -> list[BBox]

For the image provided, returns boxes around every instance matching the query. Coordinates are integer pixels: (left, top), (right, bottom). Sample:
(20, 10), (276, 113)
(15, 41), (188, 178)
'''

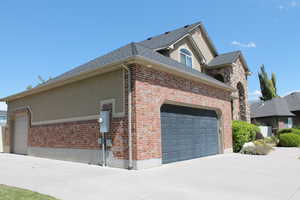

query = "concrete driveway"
(0, 148), (299, 200)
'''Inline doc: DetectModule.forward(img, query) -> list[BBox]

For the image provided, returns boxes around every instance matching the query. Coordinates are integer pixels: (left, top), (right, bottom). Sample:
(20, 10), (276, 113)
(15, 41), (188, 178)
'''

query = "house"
(0, 111), (7, 125)
(0, 22), (250, 170)
(251, 92), (300, 133)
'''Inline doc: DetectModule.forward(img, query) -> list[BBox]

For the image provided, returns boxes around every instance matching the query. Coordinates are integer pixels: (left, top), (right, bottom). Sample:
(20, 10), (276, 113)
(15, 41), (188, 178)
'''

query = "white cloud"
(231, 41), (256, 48)
(278, 1), (300, 10)
(0, 102), (7, 111)
(249, 90), (262, 100)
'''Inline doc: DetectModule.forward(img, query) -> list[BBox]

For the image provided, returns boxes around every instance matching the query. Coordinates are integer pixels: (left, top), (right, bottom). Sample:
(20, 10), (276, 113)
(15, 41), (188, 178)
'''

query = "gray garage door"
(161, 104), (219, 164)
(13, 114), (28, 155)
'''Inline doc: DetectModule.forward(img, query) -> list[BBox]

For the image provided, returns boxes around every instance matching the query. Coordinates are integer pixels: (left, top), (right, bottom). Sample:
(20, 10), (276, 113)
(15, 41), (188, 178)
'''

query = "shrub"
(293, 125), (300, 130)
(240, 140), (273, 155)
(255, 132), (264, 140)
(232, 121), (260, 152)
(278, 133), (300, 147)
(278, 128), (300, 135)
(264, 136), (279, 147)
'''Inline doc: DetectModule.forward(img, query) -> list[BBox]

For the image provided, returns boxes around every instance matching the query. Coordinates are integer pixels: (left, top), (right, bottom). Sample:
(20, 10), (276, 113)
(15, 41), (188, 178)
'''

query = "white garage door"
(13, 114), (28, 155)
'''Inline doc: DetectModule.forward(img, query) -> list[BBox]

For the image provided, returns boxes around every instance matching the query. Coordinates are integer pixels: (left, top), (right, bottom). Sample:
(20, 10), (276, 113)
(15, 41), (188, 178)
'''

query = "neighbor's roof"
(1, 42), (234, 101)
(284, 92), (300, 112)
(139, 21), (218, 55)
(207, 51), (250, 72)
(250, 97), (295, 118)
(0, 111), (7, 116)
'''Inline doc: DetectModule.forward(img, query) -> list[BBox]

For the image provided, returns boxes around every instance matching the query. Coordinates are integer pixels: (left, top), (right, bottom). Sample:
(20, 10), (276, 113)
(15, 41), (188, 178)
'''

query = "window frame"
(180, 48), (193, 68)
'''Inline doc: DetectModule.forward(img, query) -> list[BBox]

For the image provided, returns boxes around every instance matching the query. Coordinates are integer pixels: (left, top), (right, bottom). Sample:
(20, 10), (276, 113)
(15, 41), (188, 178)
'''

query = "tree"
(25, 75), (52, 90)
(258, 65), (278, 101)
(26, 85), (33, 90)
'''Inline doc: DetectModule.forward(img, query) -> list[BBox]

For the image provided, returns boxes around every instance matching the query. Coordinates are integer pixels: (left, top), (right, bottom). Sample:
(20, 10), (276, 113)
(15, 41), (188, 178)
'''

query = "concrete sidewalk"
(0, 147), (299, 200)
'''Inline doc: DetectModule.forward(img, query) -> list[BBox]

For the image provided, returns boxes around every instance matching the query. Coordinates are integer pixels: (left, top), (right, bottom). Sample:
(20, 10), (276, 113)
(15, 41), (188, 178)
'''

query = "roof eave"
(1, 54), (235, 102)
(0, 58), (135, 102)
(252, 114), (295, 119)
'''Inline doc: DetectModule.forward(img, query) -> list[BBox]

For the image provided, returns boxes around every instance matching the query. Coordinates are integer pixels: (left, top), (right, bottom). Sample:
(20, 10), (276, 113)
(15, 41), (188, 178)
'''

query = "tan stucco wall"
(7, 69), (124, 123)
(169, 38), (202, 71)
(191, 28), (214, 63)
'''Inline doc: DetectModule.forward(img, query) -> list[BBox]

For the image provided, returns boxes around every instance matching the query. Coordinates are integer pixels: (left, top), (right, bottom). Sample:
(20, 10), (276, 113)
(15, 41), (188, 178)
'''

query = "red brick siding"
(28, 117), (129, 159)
(131, 64), (232, 161)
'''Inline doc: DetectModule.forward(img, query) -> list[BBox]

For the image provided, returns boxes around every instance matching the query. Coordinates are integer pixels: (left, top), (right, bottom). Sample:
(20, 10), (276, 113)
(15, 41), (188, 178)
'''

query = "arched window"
(180, 49), (192, 68)
(213, 74), (225, 83)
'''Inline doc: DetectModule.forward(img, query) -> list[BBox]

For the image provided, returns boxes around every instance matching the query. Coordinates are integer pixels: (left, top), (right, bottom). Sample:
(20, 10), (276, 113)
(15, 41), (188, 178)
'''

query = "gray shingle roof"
(1, 22), (237, 101)
(250, 97), (295, 118)
(138, 21), (218, 56)
(206, 51), (250, 72)
(46, 42), (232, 90)
(139, 22), (201, 50)
(284, 92), (300, 112)
(207, 51), (240, 67)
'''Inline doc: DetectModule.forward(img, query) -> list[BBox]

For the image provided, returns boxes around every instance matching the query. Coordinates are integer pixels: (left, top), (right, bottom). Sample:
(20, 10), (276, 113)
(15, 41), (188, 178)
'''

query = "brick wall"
(131, 64), (233, 161)
(8, 64), (233, 164)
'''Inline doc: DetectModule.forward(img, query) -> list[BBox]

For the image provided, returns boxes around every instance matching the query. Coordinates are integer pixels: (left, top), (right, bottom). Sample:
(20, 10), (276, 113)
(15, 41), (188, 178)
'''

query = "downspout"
(121, 64), (133, 170)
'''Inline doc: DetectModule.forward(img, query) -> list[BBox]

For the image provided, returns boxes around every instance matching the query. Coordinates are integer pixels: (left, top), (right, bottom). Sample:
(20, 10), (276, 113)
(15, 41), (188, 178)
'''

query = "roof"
(250, 97), (295, 118)
(206, 51), (250, 72)
(207, 51), (240, 67)
(139, 21), (218, 55)
(1, 42), (234, 101)
(0, 111), (7, 116)
(284, 92), (300, 112)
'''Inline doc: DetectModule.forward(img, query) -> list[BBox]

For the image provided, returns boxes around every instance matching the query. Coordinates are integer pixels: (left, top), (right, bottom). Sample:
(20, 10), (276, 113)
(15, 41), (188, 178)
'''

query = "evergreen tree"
(258, 65), (278, 101)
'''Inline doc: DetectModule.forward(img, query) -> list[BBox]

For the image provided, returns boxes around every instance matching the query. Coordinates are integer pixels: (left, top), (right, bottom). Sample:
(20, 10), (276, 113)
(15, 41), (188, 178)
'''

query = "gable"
(190, 27), (215, 62)
(166, 26), (217, 71)
(168, 38), (202, 71)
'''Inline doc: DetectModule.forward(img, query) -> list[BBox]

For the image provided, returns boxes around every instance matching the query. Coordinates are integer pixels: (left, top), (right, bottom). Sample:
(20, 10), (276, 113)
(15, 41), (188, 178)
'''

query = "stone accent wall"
(131, 64), (233, 161)
(206, 58), (250, 122)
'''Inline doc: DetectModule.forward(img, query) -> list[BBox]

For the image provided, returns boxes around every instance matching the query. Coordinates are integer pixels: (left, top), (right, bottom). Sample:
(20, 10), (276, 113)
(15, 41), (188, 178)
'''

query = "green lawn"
(0, 185), (59, 200)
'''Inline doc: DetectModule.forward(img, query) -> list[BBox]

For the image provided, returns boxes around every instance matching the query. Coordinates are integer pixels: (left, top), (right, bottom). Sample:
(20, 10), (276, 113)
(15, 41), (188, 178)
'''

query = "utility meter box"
(99, 111), (110, 133)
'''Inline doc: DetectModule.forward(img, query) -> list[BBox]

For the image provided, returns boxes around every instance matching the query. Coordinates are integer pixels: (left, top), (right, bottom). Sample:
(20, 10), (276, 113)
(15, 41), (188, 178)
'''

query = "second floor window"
(180, 49), (192, 68)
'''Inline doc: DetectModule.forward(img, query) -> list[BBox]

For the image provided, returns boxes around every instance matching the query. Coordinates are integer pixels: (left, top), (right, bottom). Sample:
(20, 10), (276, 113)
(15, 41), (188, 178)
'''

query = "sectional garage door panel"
(13, 114), (28, 155)
(161, 104), (219, 164)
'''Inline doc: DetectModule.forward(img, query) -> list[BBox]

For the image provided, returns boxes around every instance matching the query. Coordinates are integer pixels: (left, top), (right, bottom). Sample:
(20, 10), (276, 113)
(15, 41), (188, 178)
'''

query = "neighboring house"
(251, 92), (300, 133)
(0, 22), (250, 170)
(0, 111), (7, 125)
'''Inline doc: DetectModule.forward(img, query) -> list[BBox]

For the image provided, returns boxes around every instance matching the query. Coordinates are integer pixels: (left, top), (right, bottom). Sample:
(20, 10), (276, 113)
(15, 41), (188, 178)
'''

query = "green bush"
(278, 128), (300, 135)
(263, 136), (279, 147)
(278, 133), (300, 147)
(254, 140), (274, 155)
(232, 120), (260, 152)
(293, 125), (300, 130)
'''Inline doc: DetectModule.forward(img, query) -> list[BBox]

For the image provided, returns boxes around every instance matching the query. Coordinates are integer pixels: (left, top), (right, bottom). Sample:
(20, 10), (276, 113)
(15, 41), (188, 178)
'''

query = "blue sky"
(1, 0), (300, 110)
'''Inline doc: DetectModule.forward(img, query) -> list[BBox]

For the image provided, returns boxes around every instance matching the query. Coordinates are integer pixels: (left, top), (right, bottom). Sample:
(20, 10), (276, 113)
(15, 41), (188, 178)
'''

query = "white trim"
(179, 48), (193, 68)
(32, 115), (99, 126)
(100, 99), (125, 118)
